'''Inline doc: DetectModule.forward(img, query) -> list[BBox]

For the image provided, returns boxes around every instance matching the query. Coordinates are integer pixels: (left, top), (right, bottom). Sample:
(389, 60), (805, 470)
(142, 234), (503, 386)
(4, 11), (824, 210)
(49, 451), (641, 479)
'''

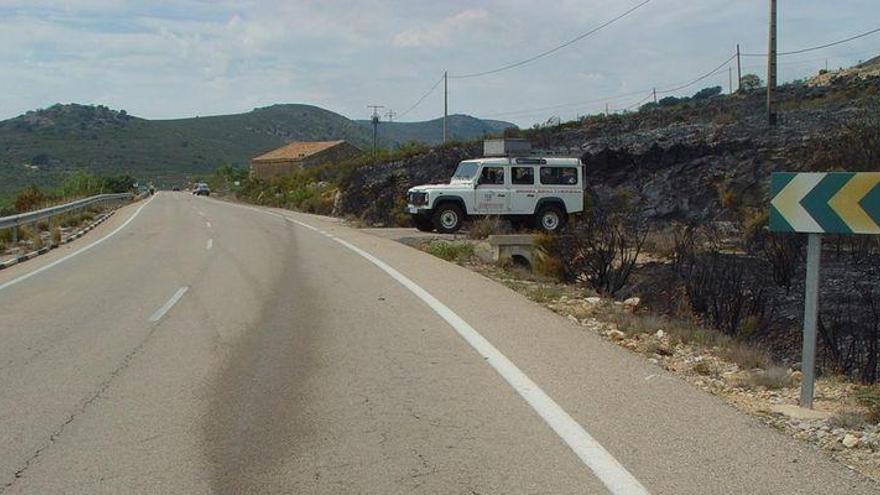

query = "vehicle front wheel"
(432, 203), (464, 233)
(412, 214), (434, 232)
(535, 205), (566, 233)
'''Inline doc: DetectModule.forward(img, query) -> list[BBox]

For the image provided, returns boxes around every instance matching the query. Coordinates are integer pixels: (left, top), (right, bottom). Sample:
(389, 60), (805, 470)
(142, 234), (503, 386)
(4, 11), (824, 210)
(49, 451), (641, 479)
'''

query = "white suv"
(405, 156), (585, 233)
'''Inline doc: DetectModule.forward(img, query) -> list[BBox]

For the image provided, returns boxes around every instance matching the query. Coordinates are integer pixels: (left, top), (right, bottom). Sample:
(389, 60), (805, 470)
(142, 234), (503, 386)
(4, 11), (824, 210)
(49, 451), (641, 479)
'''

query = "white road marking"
(206, 239), (213, 250)
(148, 286), (189, 322)
(206, 198), (650, 495)
(206, 221), (212, 229)
(0, 195), (156, 293)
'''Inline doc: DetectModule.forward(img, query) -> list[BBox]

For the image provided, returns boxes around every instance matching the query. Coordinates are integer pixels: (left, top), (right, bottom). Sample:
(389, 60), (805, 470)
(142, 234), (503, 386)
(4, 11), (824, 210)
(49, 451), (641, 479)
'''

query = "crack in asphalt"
(0, 321), (169, 493)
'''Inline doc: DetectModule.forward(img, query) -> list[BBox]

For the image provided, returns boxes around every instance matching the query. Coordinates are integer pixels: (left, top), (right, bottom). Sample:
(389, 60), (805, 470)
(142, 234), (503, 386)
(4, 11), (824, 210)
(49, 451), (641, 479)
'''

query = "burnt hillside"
(336, 69), (880, 227)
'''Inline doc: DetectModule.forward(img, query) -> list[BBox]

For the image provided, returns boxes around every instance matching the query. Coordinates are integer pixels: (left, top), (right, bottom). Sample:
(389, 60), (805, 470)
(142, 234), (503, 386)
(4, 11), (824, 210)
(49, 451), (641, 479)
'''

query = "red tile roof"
(251, 140), (346, 163)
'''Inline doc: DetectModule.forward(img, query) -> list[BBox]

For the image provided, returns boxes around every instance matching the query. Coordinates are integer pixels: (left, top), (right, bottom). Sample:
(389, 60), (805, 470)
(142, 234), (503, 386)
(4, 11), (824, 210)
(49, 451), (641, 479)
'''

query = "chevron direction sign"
(770, 172), (880, 234)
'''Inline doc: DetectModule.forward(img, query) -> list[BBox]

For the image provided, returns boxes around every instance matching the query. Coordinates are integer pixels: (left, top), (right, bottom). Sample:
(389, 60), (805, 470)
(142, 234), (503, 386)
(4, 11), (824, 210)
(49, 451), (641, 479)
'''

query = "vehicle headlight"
(408, 191), (428, 206)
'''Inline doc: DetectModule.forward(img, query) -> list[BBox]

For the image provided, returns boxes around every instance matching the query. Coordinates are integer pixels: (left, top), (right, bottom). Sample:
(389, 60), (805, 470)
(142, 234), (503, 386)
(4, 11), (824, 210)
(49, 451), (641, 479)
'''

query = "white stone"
(607, 329), (626, 342)
(842, 434), (860, 449)
(622, 297), (641, 308)
(585, 297), (602, 305)
(654, 329), (666, 340)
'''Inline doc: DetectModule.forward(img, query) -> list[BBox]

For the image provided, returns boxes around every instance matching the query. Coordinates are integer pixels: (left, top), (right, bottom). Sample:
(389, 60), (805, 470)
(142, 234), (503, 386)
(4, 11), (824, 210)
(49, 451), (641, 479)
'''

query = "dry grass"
(831, 410), (869, 429)
(467, 216), (511, 240)
(855, 386), (880, 423)
(51, 226), (62, 245)
(720, 341), (770, 370)
(745, 366), (793, 390)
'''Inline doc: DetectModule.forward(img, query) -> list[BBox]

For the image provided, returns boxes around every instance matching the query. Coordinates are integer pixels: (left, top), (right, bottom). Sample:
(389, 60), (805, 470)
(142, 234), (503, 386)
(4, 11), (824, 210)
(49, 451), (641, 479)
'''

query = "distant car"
(172, 186), (180, 191)
(193, 183), (210, 196)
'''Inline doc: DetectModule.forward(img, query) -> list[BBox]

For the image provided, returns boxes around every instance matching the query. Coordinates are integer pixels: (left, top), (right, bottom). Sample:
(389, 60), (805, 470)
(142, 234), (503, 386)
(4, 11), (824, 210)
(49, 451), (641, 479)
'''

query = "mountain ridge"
(0, 103), (515, 196)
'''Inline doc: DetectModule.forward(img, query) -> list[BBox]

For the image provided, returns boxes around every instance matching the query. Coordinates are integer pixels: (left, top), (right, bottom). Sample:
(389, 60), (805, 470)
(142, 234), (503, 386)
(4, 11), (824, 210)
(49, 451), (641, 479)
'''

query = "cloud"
(0, 0), (877, 127)
(393, 8), (489, 48)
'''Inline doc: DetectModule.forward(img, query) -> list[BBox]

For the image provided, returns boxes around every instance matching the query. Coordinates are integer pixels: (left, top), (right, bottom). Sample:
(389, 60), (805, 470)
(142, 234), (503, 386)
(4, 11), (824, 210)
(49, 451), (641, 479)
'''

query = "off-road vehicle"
(405, 140), (584, 233)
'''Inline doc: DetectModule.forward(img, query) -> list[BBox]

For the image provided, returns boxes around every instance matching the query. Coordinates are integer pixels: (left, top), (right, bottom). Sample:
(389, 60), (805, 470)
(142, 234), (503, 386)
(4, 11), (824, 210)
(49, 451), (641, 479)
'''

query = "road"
(0, 192), (875, 494)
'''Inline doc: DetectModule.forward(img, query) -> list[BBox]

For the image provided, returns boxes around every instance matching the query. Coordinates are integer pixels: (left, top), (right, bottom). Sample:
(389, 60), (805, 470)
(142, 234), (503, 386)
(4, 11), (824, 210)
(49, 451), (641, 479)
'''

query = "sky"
(0, 0), (877, 127)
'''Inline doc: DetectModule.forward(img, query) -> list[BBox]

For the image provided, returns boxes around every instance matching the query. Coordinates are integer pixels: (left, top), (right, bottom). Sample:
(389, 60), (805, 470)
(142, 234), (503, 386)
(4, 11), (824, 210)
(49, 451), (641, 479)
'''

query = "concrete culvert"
(511, 254), (531, 269)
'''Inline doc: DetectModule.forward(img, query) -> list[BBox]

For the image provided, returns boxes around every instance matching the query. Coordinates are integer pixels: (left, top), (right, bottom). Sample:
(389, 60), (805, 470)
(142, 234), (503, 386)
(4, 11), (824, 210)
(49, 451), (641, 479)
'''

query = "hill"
(354, 114), (515, 146)
(0, 104), (516, 198)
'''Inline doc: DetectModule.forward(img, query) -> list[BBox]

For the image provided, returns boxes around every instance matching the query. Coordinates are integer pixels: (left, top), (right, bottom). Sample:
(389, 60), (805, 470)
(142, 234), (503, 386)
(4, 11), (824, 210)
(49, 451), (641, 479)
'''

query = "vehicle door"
(474, 165), (509, 214)
(509, 166), (537, 214)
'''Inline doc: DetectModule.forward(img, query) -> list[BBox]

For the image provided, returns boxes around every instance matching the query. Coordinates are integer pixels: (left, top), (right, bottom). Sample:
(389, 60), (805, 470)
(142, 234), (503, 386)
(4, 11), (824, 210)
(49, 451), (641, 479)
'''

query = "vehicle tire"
(535, 205), (566, 233)
(432, 203), (464, 233)
(412, 214), (434, 232)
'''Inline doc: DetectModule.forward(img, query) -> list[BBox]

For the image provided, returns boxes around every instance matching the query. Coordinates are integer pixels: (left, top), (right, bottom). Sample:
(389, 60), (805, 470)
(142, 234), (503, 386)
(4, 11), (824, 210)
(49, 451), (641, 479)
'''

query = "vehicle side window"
(479, 167), (505, 185)
(511, 167), (534, 185)
(540, 167), (578, 185)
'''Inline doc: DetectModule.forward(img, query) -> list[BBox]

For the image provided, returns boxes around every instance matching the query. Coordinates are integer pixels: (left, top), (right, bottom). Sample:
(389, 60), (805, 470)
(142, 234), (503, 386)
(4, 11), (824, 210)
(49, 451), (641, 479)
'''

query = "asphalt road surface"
(0, 192), (876, 494)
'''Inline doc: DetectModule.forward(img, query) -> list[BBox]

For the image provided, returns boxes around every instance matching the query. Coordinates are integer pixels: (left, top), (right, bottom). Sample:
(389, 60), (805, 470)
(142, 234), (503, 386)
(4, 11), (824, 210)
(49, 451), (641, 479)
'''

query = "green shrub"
(424, 241), (475, 263)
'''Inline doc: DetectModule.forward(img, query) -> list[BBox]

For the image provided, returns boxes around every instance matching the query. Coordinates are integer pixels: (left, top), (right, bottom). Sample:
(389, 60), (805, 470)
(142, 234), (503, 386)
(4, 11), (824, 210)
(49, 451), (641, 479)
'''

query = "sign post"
(799, 234), (821, 408)
(770, 172), (880, 408)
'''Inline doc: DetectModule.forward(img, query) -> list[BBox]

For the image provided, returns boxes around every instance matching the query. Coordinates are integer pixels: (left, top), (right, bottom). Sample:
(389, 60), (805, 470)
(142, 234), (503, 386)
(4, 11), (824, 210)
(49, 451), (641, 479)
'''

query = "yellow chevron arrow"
(771, 173), (824, 232)
(829, 173), (880, 234)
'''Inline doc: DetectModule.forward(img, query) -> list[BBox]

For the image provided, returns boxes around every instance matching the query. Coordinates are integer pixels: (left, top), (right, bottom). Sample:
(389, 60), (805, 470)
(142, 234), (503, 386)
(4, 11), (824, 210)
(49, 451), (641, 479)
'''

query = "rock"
(585, 297), (602, 305)
(769, 405), (832, 421)
(622, 297), (641, 309)
(567, 314), (579, 324)
(790, 370), (803, 382)
(654, 329), (666, 340)
(842, 434), (860, 449)
(607, 329), (626, 342)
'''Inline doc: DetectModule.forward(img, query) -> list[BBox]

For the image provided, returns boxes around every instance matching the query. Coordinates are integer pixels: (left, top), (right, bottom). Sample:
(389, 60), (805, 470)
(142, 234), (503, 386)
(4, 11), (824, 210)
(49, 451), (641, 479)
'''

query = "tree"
(692, 86), (722, 100)
(740, 74), (763, 92)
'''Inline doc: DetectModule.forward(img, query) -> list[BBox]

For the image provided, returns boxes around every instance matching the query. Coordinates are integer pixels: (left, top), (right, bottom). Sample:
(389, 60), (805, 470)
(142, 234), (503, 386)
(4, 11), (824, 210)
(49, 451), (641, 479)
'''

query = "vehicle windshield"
(452, 162), (480, 180)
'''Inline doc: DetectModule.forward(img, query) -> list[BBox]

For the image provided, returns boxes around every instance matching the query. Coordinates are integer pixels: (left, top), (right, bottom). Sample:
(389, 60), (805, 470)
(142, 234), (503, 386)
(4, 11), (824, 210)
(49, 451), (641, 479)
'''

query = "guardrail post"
(11, 225), (17, 244)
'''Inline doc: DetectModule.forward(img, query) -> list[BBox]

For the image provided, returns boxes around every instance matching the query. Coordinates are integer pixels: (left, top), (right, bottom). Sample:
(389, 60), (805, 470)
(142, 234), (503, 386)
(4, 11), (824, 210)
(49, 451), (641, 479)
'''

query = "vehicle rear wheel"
(535, 205), (566, 233)
(432, 203), (464, 233)
(412, 214), (434, 232)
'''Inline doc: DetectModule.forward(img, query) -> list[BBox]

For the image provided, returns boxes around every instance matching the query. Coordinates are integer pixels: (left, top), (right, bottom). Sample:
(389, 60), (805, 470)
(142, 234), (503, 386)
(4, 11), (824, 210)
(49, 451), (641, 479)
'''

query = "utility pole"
(767, 0), (778, 126)
(729, 66), (733, 94)
(443, 71), (448, 143)
(736, 43), (742, 92)
(605, 103), (610, 115)
(385, 109), (396, 123)
(652, 88), (657, 104)
(367, 104), (384, 154)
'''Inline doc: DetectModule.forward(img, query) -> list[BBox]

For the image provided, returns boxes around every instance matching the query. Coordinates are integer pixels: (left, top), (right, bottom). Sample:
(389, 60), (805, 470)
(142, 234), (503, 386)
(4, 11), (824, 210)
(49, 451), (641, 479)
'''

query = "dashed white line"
(0, 195), (156, 293)
(206, 239), (213, 250)
(148, 286), (189, 322)
(207, 198), (650, 495)
(205, 221), (212, 229)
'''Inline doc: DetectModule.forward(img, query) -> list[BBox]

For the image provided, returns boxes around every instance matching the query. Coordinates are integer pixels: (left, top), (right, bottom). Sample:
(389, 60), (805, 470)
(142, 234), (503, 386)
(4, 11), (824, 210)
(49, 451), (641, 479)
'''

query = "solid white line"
(206, 197), (650, 495)
(301, 222), (652, 495)
(206, 239), (213, 250)
(0, 195), (156, 293)
(148, 286), (189, 322)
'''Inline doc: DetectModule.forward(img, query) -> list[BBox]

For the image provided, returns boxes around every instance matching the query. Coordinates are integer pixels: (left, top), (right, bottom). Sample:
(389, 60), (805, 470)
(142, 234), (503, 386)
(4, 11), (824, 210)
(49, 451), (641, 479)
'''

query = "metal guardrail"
(0, 193), (133, 233)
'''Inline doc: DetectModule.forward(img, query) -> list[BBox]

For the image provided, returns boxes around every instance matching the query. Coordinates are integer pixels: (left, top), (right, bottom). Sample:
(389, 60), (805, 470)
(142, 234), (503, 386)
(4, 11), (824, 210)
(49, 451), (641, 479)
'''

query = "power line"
(398, 74), (445, 118)
(742, 26), (880, 57)
(449, 0), (654, 79)
(656, 53), (737, 94)
(623, 92), (655, 111)
(478, 52), (737, 121)
(477, 89), (652, 118)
